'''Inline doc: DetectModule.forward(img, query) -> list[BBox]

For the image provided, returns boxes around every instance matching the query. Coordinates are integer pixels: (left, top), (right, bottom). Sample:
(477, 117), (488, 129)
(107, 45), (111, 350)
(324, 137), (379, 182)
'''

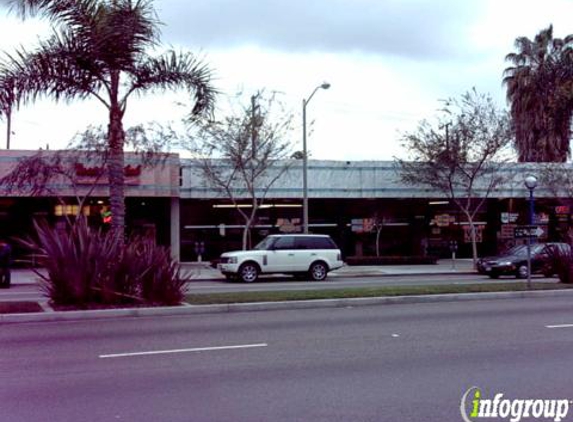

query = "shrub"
(123, 238), (186, 306)
(19, 218), (185, 307)
(547, 244), (573, 284)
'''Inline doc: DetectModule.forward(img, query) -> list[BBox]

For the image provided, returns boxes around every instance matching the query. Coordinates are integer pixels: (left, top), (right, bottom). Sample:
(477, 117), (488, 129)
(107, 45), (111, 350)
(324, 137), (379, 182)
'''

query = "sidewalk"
(181, 258), (476, 281)
(9, 259), (476, 286)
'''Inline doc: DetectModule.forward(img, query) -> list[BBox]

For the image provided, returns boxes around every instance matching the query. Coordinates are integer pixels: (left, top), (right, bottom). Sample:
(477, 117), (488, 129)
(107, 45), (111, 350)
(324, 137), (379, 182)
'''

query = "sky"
(1, 0), (573, 160)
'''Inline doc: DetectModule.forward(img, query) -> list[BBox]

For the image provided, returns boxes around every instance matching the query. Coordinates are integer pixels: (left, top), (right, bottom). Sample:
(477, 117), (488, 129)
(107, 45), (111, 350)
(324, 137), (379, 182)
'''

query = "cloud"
(157, 0), (482, 61)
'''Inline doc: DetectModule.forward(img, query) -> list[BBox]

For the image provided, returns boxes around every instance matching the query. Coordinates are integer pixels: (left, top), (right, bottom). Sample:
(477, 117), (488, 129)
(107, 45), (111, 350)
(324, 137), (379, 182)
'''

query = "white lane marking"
(546, 324), (573, 329)
(99, 343), (268, 359)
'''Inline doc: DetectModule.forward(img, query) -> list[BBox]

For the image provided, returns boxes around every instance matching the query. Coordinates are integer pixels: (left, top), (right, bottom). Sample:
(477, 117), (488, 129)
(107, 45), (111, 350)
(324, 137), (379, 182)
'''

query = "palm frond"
(3, 29), (107, 105)
(127, 50), (217, 116)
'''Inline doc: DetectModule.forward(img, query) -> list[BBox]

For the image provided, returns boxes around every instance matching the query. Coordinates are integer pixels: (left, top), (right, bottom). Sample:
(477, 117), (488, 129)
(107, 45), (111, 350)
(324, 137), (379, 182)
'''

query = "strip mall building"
(0, 150), (570, 263)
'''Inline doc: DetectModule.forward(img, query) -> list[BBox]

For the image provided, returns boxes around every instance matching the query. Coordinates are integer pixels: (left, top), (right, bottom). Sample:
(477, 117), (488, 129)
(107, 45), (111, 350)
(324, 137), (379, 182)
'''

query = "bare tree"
(396, 89), (513, 266)
(189, 92), (294, 250)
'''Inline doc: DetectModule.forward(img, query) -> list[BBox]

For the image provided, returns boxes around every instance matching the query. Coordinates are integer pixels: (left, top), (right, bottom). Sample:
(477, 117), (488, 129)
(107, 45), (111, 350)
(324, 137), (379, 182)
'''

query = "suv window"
(295, 236), (337, 250)
(273, 236), (296, 250)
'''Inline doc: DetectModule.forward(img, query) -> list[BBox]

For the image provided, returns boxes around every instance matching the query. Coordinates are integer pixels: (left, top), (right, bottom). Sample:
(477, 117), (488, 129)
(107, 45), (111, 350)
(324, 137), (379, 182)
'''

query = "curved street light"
(302, 82), (330, 233)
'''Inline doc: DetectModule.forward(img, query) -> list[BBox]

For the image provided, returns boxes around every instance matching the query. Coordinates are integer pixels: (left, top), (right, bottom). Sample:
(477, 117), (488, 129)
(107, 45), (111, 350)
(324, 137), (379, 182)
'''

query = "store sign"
(351, 219), (364, 233)
(75, 163), (142, 185)
(434, 214), (455, 227)
(277, 218), (301, 233)
(500, 212), (519, 224)
(537, 212), (550, 224)
(351, 218), (376, 233)
(555, 206), (570, 223)
(463, 225), (484, 243)
(500, 224), (516, 239)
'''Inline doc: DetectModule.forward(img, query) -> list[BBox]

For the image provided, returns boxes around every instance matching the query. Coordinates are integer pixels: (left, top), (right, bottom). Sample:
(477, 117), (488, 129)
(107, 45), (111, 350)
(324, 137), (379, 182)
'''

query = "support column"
(170, 197), (180, 262)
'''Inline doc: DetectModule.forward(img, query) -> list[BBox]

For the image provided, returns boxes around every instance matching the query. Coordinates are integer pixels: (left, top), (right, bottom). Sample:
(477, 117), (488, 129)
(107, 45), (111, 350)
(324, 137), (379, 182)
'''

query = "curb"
(2, 288), (573, 324)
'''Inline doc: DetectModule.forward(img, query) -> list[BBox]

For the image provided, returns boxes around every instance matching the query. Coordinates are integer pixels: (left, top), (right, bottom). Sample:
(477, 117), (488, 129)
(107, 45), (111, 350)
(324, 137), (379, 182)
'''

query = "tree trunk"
(469, 219), (478, 269)
(242, 204), (258, 250)
(376, 227), (382, 257)
(242, 223), (250, 251)
(107, 74), (126, 242)
(6, 107), (11, 150)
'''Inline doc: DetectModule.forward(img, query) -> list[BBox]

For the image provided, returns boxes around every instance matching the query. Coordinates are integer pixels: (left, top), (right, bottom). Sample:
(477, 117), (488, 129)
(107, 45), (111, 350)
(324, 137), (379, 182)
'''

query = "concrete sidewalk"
(8, 259), (476, 286)
(182, 258), (476, 281)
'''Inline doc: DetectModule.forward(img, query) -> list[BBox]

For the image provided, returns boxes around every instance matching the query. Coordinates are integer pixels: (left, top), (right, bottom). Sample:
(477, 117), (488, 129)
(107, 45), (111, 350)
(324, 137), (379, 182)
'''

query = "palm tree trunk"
(107, 74), (126, 242)
(6, 107), (11, 149)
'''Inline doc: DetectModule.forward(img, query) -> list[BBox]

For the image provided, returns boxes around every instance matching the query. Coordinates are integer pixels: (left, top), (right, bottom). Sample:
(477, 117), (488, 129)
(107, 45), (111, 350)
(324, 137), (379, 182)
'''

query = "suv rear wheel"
(309, 262), (328, 281)
(239, 262), (259, 283)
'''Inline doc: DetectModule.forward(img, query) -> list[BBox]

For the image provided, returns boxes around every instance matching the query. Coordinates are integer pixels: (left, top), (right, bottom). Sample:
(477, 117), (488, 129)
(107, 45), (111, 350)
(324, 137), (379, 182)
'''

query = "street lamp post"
(302, 82), (330, 234)
(524, 175), (538, 289)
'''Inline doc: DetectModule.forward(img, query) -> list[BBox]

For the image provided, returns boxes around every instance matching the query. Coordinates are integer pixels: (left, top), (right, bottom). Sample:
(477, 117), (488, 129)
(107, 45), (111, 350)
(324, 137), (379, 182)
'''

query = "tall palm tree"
(0, 75), (16, 149)
(1, 0), (216, 238)
(503, 26), (573, 162)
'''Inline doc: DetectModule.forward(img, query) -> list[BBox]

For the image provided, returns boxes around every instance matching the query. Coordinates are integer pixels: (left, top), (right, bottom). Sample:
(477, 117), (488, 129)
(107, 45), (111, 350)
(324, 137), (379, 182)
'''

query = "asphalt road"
(2, 296), (573, 422)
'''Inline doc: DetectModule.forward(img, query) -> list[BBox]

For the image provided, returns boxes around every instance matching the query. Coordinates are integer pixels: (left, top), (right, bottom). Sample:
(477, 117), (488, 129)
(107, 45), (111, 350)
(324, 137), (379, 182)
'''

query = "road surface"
(2, 296), (573, 421)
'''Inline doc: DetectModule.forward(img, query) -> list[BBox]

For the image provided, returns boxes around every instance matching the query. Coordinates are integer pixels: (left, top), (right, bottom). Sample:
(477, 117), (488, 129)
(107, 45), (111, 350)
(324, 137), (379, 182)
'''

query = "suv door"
(292, 236), (315, 271)
(267, 236), (296, 272)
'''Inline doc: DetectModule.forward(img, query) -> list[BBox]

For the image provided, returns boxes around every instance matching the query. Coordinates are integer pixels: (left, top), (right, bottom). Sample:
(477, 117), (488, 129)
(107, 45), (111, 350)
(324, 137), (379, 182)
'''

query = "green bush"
(123, 237), (186, 306)
(20, 218), (185, 307)
(547, 244), (573, 284)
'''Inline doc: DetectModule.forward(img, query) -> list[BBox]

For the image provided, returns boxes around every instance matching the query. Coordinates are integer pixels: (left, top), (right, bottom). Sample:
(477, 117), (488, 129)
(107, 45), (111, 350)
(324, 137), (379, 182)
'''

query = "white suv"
(217, 234), (344, 283)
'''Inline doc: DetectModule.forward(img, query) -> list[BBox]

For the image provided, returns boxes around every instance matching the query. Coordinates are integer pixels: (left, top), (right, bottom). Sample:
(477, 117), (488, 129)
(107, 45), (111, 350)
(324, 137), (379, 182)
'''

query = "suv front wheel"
(239, 262), (259, 283)
(309, 262), (328, 281)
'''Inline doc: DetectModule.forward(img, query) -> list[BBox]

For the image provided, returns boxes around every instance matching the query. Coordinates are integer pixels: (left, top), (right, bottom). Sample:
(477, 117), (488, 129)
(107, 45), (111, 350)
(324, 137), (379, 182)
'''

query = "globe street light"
(524, 175), (537, 289)
(302, 82), (330, 234)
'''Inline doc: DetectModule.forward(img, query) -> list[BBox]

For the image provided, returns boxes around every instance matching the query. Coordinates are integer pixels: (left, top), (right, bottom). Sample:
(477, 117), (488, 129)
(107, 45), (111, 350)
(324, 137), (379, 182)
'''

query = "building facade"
(0, 150), (571, 263)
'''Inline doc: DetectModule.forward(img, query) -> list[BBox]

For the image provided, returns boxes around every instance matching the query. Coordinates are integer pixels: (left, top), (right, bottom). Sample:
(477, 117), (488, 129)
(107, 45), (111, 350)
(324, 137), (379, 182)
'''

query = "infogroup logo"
(460, 387), (571, 422)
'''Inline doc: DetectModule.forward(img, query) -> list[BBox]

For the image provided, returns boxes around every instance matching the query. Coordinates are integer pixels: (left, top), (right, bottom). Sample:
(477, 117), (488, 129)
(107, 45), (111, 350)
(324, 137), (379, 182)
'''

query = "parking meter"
(194, 241), (205, 262)
(449, 241), (458, 270)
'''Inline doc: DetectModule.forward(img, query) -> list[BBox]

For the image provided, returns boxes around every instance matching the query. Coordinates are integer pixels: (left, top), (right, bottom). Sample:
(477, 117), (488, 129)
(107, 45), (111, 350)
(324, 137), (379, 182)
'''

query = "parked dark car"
(478, 242), (571, 279)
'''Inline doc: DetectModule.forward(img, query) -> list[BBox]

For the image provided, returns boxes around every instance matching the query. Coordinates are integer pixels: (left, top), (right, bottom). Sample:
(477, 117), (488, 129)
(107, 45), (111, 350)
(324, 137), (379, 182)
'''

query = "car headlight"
(499, 261), (513, 266)
(228, 257), (238, 264)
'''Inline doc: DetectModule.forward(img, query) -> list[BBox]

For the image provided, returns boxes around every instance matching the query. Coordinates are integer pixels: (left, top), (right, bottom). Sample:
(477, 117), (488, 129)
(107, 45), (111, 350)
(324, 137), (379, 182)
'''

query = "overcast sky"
(1, 0), (573, 160)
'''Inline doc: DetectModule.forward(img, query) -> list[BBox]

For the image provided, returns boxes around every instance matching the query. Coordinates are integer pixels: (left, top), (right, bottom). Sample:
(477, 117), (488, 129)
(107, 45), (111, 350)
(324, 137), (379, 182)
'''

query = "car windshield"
(511, 244), (544, 257)
(503, 245), (527, 256)
(253, 237), (276, 251)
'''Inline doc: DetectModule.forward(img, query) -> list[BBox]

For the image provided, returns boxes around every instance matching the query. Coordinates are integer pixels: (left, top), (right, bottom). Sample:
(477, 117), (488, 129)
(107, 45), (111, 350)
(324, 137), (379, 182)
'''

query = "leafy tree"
(0, 0), (216, 239)
(189, 92), (294, 250)
(397, 89), (513, 266)
(503, 25), (573, 162)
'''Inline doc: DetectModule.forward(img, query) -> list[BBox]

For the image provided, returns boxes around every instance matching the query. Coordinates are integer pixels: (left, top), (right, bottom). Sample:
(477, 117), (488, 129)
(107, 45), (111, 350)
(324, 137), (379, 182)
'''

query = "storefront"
(1, 150), (571, 263)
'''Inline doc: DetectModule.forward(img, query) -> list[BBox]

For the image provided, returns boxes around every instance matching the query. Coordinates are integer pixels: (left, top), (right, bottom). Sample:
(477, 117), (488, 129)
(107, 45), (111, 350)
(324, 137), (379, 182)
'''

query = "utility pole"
(251, 94), (260, 160)
(443, 121), (451, 152)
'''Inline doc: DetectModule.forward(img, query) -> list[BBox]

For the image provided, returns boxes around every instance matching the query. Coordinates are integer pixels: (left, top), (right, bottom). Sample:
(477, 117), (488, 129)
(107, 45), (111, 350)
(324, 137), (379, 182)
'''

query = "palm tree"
(0, 75), (16, 149)
(503, 26), (573, 162)
(1, 0), (216, 238)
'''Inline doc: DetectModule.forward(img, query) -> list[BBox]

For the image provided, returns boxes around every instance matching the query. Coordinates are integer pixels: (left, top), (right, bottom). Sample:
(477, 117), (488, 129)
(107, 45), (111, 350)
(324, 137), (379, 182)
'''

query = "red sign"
(75, 163), (141, 177)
